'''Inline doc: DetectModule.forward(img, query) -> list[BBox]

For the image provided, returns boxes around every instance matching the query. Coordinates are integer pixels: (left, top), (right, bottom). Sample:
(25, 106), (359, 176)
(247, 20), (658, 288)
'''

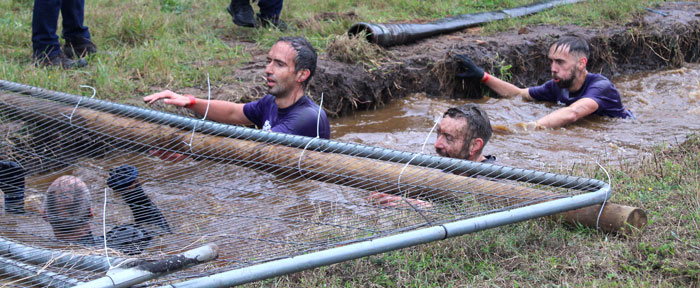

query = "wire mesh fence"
(0, 81), (607, 287)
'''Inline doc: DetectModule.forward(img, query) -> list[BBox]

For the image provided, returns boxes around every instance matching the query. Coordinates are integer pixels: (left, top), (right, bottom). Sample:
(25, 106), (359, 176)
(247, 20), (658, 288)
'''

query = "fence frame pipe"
(0, 255), (84, 288)
(158, 189), (608, 288)
(0, 236), (124, 272)
(0, 80), (606, 192)
(74, 243), (218, 288)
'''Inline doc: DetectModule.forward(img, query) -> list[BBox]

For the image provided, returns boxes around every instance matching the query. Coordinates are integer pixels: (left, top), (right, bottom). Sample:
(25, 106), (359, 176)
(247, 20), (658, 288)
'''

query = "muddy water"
(333, 63), (700, 169)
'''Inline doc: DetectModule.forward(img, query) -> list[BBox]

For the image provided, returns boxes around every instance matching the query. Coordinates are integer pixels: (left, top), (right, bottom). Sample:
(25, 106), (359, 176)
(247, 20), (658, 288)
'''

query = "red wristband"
(184, 95), (196, 108)
(481, 72), (491, 83)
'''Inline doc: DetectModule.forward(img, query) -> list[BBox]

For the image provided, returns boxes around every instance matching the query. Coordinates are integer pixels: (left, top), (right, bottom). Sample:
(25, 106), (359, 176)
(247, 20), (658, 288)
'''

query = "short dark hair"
(552, 35), (589, 59)
(443, 104), (492, 155)
(277, 36), (317, 88)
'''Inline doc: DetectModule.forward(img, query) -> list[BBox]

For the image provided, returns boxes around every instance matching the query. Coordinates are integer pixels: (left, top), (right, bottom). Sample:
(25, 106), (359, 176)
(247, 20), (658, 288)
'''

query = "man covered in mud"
(0, 161), (165, 255)
(369, 103), (494, 208)
(144, 36), (330, 139)
(455, 35), (633, 128)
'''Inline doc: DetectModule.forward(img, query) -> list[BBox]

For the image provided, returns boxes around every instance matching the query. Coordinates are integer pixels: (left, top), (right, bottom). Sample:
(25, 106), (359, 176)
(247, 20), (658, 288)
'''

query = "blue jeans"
(257, 0), (283, 19)
(31, 0), (91, 58)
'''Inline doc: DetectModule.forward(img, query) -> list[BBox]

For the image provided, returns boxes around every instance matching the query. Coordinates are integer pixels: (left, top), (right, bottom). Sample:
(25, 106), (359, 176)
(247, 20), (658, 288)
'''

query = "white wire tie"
(64, 85), (96, 125)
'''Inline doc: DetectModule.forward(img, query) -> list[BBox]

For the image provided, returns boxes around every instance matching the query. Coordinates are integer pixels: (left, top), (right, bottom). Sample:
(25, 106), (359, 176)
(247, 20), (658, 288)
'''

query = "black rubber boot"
(227, 0), (256, 27)
(107, 165), (171, 233)
(0, 161), (25, 214)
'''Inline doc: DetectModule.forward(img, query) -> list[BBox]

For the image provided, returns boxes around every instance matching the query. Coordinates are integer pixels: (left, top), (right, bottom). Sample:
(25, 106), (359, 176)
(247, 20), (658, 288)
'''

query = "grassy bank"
(250, 136), (700, 287)
(1, 0), (659, 102)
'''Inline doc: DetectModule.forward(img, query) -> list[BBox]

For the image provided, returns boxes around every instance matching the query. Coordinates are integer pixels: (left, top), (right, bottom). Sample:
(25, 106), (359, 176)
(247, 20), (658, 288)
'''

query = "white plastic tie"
(183, 73), (212, 152)
(65, 85), (96, 125)
(297, 92), (324, 180)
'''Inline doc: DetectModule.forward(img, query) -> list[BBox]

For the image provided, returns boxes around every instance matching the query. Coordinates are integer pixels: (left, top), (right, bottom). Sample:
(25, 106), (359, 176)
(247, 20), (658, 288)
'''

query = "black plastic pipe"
(348, 0), (583, 47)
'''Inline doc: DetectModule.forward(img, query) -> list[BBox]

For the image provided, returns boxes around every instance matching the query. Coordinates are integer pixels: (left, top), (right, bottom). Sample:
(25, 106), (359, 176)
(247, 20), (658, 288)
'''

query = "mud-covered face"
(265, 41), (300, 97)
(548, 44), (581, 89)
(434, 116), (470, 160)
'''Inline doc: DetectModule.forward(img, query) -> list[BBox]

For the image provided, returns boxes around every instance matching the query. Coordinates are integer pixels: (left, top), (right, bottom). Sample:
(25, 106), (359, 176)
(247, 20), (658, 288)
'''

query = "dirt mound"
(225, 2), (700, 117)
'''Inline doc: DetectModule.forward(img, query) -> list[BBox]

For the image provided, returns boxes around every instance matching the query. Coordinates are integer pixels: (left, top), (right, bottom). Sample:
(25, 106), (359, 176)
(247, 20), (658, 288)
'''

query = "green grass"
(245, 135), (700, 287)
(1, 0), (659, 101)
(2, 1), (691, 285)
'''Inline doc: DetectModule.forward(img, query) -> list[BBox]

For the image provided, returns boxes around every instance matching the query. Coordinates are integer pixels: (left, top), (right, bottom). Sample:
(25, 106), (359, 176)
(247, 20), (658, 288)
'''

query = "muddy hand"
(455, 54), (485, 80)
(143, 90), (188, 107)
(368, 192), (433, 209)
(515, 121), (546, 132)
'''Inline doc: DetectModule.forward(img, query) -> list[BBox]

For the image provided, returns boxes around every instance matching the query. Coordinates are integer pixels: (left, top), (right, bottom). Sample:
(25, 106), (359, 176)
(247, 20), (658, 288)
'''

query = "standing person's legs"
(61, 0), (96, 58)
(60, 0), (90, 42)
(31, 0), (62, 59)
(257, 0), (286, 29)
(257, 0), (283, 21)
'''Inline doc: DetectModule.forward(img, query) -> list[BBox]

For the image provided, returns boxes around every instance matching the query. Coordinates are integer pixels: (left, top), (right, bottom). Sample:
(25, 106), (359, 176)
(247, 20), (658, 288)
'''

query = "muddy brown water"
(333, 63), (700, 169)
(4, 64), (700, 274)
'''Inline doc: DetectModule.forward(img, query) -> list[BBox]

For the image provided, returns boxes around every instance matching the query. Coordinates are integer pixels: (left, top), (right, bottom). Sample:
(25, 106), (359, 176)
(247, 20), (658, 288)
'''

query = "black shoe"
(64, 37), (97, 59)
(227, 0), (256, 27)
(35, 52), (87, 69)
(257, 14), (289, 31)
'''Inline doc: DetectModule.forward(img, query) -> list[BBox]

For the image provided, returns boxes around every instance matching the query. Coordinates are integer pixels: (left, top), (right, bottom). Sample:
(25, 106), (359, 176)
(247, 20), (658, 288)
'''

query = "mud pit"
(333, 63), (700, 169)
(207, 2), (700, 118)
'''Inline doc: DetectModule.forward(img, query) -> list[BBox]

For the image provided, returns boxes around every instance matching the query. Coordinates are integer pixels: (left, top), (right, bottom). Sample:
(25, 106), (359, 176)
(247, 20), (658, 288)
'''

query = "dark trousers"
(257, 0), (283, 19)
(31, 0), (91, 58)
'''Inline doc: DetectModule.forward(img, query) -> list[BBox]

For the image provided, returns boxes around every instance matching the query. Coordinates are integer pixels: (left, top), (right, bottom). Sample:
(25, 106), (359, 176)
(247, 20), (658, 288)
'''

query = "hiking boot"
(64, 37), (97, 59)
(257, 14), (289, 31)
(227, 0), (256, 27)
(35, 52), (87, 69)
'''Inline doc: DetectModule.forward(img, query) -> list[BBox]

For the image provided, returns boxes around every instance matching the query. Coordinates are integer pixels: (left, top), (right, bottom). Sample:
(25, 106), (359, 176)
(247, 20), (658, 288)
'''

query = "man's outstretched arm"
(455, 54), (533, 101)
(535, 97), (599, 128)
(143, 90), (253, 126)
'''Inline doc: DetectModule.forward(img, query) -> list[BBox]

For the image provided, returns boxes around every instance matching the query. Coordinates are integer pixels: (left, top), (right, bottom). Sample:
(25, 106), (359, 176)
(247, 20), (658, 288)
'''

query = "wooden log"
(0, 93), (553, 207)
(555, 203), (647, 235)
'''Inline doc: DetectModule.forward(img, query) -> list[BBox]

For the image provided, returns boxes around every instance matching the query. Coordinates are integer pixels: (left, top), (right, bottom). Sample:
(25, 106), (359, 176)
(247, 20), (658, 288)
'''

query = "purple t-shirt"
(528, 73), (633, 118)
(243, 94), (330, 139)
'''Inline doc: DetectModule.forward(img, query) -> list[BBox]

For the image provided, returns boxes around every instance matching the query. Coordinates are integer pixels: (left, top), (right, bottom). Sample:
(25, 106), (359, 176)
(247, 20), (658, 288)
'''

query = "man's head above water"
(548, 35), (589, 90)
(434, 103), (492, 162)
(43, 176), (93, 242)
(265, 36), (317, 99)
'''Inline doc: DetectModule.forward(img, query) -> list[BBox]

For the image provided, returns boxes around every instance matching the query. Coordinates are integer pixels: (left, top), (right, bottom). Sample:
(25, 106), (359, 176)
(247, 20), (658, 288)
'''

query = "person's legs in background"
(257, 0), (286, 30)
(31, 0), (86, 68)
(61, 0), (96, 59)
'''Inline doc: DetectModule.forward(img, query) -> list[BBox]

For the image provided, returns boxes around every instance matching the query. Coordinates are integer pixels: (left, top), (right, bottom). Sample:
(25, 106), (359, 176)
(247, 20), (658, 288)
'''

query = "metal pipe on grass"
(159, 190), (608, 288)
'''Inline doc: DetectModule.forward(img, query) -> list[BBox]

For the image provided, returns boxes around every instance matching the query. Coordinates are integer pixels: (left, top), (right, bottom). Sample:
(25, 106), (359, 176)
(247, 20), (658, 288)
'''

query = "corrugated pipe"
(0, 79), (603, 191)
(348, 0), (583, 47)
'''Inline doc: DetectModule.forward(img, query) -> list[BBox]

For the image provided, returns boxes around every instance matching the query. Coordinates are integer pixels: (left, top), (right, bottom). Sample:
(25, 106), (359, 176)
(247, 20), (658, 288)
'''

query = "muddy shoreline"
(212, 2), (700, 117)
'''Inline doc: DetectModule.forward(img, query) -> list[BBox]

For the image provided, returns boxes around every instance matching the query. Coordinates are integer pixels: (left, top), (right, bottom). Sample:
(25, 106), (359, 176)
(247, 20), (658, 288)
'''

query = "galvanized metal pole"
(74, 243), (218, 288)
(158, 190), (608, 288)
(0, 236), (124, 272)
(0, 255), (84, 288)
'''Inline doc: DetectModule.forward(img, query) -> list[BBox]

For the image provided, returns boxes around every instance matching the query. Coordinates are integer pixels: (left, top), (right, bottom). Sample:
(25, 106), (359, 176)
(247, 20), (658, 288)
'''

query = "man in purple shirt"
(455, 35), (632, 128)
(144, 37), (330, 139)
